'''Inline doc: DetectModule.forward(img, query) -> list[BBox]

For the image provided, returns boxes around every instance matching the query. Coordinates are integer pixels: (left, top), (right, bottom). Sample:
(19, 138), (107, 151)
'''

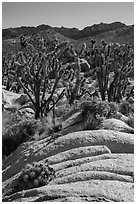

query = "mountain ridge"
(2, 21), (133, 40)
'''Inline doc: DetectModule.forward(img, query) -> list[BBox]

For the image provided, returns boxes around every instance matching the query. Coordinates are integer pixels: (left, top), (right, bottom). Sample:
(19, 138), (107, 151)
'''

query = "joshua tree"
(8, 35), (70, 119)
(86, 40), (134, 102)
(62, 45), (87, 105)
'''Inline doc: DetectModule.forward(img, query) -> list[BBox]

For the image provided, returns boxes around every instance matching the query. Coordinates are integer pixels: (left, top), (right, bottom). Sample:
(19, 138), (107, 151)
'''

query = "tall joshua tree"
(61, 45), (87, 105)
(9, 35), (69, 119)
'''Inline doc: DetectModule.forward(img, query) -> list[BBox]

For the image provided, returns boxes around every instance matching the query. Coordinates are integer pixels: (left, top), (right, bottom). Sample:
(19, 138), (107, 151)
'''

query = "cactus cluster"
(11, 161), (55, 194)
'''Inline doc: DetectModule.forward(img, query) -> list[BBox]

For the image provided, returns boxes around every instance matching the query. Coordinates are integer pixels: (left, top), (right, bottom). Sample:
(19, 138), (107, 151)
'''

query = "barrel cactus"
(10, 161), (56, 195)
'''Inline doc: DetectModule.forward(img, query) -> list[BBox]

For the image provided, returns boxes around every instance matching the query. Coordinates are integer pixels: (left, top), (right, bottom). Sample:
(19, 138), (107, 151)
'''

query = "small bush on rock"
(108, 102), (119, 118)
(9, 161), (56, 195)
(126, 114), (134, 128)
(119, 101), (134, 116)
(80, 100), (119, 130)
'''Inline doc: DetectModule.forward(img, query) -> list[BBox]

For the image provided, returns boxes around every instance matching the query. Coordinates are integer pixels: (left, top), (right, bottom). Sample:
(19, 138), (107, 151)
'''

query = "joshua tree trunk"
(52, 102), (56, 126)
(35, 83), (41, 119)
(97, 74), (106, 101)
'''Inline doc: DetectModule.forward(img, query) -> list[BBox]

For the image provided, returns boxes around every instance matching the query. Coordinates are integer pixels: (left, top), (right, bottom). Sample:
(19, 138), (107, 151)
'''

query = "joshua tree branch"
(17, 77), (35, 106)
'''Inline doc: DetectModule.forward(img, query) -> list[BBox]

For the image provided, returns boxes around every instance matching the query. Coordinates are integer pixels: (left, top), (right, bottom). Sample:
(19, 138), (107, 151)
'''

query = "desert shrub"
(119, 101), (133, 116)
(2, 110), (22, 134)
(81, 100), (110, 119)
(37, 115), (62, 140)
(80, 99), (119, 130)
(2, 102), (35, 133)
(108, 102), (119, 118)
(126, 114), (134, 128)
(6, 161), (56, 196)
(55, 103), (76, 120)
(2, 119), (45, 158)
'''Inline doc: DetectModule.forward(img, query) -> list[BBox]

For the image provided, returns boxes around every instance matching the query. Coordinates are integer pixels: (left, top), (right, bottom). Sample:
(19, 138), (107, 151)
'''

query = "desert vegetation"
(2, 28), (134, 201)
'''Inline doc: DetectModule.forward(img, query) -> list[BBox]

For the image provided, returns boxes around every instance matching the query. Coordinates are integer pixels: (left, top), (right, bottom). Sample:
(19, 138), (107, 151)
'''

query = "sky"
(2, 2), (134, 30)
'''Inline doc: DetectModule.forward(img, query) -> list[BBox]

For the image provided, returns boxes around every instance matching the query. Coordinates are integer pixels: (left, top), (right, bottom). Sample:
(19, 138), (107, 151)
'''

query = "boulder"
(18, 108), (35, 118)
(99, 118), (134, 134)
(14, 94), (29, 106)
(2, 89), (29, 108)
(116, 111), (130, 123)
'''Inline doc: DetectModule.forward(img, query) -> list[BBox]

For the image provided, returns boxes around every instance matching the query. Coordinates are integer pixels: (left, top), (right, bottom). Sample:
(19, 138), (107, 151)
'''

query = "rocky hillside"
(79, 25), (134, 46)
(56, 22), (127, 40)
(2, 29), (75, 56)
(3, 21), (133, 41)
(2, 24), (51, 40)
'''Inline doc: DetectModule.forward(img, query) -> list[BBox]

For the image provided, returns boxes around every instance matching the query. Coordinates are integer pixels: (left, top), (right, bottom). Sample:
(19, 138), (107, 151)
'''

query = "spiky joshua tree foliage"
(61, 45), (87, 105)
(87, 40), (134, 102)
(8, 35), (72, 119)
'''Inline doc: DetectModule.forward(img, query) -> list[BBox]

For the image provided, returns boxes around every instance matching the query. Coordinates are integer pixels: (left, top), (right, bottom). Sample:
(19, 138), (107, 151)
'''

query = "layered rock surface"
(2, 130), (134, 202)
